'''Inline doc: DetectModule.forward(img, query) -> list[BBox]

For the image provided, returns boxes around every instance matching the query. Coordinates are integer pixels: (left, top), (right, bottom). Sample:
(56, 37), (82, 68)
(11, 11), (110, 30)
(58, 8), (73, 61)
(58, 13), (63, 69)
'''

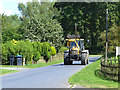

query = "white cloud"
(0, 0), (13, 15)
(17, 0), (42, 4)
(0, 0), (42, 16)
(4, 9), (14, 16)
(0, 0), (3, 14)
(0, 8), (14, 16)
(17, 0), (33, 4)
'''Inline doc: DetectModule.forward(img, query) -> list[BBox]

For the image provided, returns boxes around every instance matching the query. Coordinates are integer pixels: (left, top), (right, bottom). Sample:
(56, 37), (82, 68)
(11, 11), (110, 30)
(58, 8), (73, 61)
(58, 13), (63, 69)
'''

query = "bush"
(15, 40), (25, 56)
(2, 40), (34, 65)
(2, 40), (54, 65)
(37, 41), (42, 55)
(45, 52), (51, 63)
(100, 25), (120, 56)
(6, 41), (16, 55)
(11, 39), (18, 45)
(42, 42), (51, 63)
(2, 43), (9, 64)
(32, 41), (42, 63)
(58, 46), (68, 53)
(24, 41), (34, 64)
(33, 50), (41, 63)
(51, 46), (56, 56)
(2, 41), (16, 65)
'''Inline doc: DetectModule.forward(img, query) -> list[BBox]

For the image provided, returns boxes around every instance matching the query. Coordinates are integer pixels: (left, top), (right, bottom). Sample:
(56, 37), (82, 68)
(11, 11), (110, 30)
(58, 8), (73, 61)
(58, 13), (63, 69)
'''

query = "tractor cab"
(66, 39), (84, 52)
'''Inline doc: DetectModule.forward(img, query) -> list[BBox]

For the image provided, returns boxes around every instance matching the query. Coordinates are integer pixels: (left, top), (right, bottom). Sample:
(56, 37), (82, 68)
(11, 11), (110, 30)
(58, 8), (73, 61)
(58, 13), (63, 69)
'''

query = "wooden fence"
(101, 57), (119, 81)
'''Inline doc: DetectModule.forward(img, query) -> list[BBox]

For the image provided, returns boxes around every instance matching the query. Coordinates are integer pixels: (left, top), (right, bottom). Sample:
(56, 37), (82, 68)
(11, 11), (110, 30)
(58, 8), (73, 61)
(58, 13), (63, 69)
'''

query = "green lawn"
(0, 69), (18, 75)
(102, 57), (118, 63)
(0, 59), (63, 68)
(89, 55), (103, 57)
(68, 59), (118, 88)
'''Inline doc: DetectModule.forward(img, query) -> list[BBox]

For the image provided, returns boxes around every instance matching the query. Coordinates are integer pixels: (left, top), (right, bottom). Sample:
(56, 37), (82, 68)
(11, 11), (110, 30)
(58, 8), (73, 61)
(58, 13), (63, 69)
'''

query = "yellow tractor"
(64, 38), (89, 65)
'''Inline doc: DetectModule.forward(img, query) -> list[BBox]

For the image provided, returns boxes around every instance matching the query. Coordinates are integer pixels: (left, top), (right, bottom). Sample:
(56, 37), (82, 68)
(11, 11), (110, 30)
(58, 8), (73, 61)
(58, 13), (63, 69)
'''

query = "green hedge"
(2, 39), (57, 65)
(51, 46), (56, 56)
(58, 46), (68, 53)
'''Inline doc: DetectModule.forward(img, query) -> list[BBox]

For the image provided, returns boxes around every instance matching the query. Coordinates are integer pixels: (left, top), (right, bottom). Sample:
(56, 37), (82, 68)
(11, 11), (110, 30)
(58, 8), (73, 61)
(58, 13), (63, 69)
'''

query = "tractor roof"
(66, 39), (84, 41)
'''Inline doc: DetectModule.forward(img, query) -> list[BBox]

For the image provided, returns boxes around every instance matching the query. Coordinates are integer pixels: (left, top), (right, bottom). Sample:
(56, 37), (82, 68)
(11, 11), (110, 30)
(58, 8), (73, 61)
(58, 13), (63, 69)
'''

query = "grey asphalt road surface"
(2, 56), (101, 88)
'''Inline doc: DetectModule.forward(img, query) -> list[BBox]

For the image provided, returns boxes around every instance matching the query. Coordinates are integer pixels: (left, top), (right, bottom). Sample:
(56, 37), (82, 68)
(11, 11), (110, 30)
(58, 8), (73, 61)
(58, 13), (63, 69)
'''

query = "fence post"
(118, 55), (120, 82)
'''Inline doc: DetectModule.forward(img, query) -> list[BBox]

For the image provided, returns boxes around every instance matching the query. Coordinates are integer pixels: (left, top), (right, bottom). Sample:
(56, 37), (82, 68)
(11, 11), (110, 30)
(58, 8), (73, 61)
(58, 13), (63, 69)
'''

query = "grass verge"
(68, 59), (118, 88)
(0, 69), (18, 75)
(89, 55), (103, 57)
(0, 59), (63, 68)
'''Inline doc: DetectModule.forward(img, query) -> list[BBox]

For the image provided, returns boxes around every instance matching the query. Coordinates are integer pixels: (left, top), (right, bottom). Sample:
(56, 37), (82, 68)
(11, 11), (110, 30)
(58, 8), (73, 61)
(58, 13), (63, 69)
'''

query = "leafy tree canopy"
(54, 2), (119, 54)
(2, 14), (22, 43)
(18, 0), (64, 49)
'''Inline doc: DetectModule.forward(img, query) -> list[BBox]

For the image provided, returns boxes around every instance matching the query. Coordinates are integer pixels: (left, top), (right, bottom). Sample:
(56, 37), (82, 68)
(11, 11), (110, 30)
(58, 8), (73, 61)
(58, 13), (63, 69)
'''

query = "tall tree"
(2, 14), (22, 43)
(54, 2), (119, 54)
(100, 25), (120, 56)
(0, 14), (2, 54)
(18, 1), (64, 49)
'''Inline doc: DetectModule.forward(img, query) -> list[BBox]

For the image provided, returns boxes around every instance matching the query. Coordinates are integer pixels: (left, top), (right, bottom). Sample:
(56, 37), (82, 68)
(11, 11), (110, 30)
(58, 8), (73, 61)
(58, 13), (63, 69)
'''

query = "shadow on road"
(52, 57), (100, 66)
(51, 63), (87, 66)
(89, 60), (96, 62)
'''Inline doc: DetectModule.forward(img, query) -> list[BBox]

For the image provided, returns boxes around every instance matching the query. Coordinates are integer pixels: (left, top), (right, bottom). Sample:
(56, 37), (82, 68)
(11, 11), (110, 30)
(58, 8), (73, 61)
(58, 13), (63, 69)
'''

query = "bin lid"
(16, 55), (22, 57)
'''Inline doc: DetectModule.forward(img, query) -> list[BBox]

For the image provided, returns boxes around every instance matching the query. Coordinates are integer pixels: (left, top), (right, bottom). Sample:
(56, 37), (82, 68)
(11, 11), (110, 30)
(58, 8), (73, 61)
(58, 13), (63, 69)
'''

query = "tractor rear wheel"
(87, 59), (89, 64)
(81, 53), (87, 65)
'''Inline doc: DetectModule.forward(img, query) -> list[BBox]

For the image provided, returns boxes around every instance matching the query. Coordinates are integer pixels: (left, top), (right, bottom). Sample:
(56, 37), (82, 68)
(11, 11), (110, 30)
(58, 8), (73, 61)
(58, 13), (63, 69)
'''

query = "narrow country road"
(2, 57), (101, 88)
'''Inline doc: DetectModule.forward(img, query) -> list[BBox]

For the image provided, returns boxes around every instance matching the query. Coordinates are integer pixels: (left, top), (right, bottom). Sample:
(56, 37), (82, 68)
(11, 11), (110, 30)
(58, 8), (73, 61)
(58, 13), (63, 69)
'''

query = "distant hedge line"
(2, 39), (68, 65)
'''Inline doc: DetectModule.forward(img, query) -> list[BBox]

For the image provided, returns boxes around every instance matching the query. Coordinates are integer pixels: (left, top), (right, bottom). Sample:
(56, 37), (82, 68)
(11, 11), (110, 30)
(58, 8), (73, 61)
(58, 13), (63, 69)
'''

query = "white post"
(23, 58), (25, 66)
(116, 47), (118, 58)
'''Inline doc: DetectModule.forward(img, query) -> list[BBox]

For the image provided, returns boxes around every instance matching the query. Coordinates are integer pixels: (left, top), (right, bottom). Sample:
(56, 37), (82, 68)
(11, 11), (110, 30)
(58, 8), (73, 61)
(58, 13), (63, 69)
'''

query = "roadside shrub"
(2, 41), (16, 65)
(6, 41), (16, 55)
(51, 46), (56, 56)
(37, 41), (42, 55)
(10, 40), (34, 64)
(32, 41), (38, 51)
(15, 40), (25, 56)
(11, 39), (18, 45)
(2, 40), (54, 65)
(24, 41), (34, 64)
(58, 46), (68, 53)
(45, 52), (51, 63)
(32, 41), (42, 63)
(33, 50), (41, 64)
(42, 42), (51, 63)
(2, 43), (9, 64)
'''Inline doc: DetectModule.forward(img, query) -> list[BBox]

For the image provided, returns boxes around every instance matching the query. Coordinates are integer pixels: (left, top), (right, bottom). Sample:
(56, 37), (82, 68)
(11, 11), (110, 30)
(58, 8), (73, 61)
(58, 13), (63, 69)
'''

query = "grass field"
(0, 59), (64, 69)
(68, 59), (118, 88)
(0, 69), (18, 75)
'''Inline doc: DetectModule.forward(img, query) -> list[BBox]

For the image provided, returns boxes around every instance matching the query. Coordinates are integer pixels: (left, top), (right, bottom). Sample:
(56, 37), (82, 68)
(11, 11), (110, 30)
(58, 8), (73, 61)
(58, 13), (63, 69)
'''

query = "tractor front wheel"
(64, 57), (72, 65)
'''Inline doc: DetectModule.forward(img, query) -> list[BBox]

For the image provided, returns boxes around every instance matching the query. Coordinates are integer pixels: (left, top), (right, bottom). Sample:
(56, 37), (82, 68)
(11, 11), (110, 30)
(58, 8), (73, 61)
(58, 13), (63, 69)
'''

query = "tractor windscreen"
(76, 41), (80, 46)
(80, 41), (84, 50)
(70, 42), (76, 49)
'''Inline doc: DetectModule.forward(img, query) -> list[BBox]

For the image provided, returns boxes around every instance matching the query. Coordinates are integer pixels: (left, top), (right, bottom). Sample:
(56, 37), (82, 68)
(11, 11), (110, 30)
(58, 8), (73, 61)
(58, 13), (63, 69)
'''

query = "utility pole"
(105, 8), (108, 61)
